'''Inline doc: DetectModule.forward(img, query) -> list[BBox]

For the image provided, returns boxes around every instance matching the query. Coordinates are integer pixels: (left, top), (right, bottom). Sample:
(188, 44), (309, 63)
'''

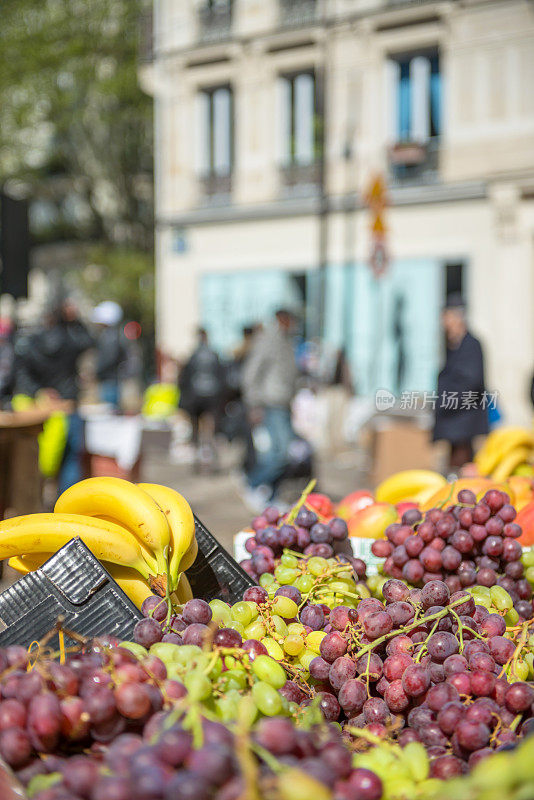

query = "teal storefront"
(200, 258), (442, 396)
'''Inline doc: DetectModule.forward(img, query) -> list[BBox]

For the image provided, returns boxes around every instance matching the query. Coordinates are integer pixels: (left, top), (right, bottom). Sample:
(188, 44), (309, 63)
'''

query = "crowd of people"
(0, 298), (128, 494)
(178, 309), (313, 511)
(0, 291), (524, 510)
(177, 294), (532, 507)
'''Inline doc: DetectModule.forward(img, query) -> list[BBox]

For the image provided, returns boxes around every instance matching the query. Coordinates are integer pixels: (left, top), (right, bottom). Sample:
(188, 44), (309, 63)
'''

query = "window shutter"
(294, 72), (314, 165)
(213, 87), (232, 175)
(194, 90), (210, 176)
(275, 76), (291, 166)
(410, 57), (430, 143)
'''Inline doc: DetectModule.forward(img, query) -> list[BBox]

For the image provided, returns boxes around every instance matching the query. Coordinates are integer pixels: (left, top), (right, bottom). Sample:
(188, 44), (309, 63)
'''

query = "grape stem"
(498, 620), (530, 680)
(286, 479), (317, 524)
(351, 596), (468, 663)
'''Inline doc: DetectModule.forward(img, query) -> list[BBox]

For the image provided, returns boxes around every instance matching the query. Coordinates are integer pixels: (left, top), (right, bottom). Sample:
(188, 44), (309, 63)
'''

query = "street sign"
(364, 173), (389, 278)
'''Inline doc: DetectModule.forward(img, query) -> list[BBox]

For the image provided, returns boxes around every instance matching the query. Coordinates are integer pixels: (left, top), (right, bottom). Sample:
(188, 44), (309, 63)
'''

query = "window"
(445, 262), (464, 300)
(389, 51), (441, 143)
(196, 85), (233, 193)
(198, 0), (233, 42)
(277, 71), (321, 168)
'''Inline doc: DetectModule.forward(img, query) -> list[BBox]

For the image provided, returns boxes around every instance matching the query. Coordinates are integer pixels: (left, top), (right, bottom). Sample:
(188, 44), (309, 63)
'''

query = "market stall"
(0, 469), (533, 800)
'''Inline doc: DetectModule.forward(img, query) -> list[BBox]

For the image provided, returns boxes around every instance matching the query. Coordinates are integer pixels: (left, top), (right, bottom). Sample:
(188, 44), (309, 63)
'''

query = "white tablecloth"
(84, 414), (143, 470)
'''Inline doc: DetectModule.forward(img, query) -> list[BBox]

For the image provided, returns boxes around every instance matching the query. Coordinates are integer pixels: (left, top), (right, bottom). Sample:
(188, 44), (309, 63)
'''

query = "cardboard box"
(370, 417), (439, 487)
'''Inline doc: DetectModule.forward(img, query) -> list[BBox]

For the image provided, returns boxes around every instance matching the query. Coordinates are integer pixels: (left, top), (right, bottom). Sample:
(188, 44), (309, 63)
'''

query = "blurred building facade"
(142, 0), (534, 422)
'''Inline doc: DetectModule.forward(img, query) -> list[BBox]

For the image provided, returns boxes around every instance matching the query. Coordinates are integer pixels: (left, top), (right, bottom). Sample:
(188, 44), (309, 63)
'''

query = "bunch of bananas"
(475, 426), (534, 481)
(375, 469), (447, 506)
(0, 478), (197, 609)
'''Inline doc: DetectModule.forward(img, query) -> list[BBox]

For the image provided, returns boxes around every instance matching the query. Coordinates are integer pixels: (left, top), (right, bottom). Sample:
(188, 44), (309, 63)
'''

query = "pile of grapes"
(0, 639), (351, 800)
(240, 502), (355, 582)
(4, 569), (534, 800)
(3, 488), (534, 800)
(374, 489), (533, 619)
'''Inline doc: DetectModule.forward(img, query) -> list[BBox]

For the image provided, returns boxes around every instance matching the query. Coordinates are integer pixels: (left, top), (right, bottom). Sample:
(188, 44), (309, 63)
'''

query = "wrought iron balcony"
(280, 162), (321, 190)
(279, 0), (318, 28)
(198, 2), (233, 44)
(200, 172), (232, 198)
(388, 138), (440, 185)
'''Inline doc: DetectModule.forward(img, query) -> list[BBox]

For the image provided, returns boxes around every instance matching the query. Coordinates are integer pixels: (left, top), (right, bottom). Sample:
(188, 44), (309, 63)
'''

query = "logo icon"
(375, 389), (395, 411)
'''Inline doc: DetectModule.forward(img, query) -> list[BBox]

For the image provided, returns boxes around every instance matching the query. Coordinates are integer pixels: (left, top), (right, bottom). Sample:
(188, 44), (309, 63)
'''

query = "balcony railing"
(388, 138), (440, 185)
(198, 2), (233, 43)
(200, 173), (232, 198)
(280, 162), (321, 190)
(279, 0), (318, 28)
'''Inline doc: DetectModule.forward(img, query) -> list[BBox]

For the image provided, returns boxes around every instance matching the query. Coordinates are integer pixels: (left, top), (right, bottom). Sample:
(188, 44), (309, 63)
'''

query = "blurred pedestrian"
(323, 347), (353, 456)
(433, 294), (488, 474)
(14, 299), (93, 493)
(91, 301), (127, 409)
(241, 308), (298, 508)
(178, 328), (225, 471)
(0, 320), (14, 408)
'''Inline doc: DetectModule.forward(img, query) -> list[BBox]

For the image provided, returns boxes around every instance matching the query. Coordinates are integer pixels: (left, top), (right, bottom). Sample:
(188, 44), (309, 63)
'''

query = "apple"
(347, 502), (398, 539)
(336, 490), (375, 520)
(306, 493), (334, 519)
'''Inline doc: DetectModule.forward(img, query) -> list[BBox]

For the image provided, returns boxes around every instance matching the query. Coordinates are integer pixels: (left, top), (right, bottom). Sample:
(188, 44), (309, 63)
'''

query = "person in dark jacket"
(433, 294), (489, 472)
(14, 299), (94, 493)
(0, 320), (14, 407)
(92, 301), (127, 409)
(178, 328), (225, 470)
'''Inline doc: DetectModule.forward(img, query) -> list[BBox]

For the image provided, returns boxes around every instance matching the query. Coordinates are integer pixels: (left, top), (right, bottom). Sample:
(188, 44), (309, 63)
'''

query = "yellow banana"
(475, 428), (534, 476)
(175, 572), (193, 604)
(8, 555), (154, 610)
(0, 514), (151, 579)
(375, 470), (447, 505)
(179, 536), (198, 573)
(55, 477), (171, 575)
(104, 565), (154, 609)
(8, 555), (41, 573)
(491, 446), (532, 483)
(138, 483), (195, 590)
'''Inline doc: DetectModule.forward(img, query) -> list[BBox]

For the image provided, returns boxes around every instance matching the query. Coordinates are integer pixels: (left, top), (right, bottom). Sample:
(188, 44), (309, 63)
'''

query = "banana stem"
(155, 549), (168, 576)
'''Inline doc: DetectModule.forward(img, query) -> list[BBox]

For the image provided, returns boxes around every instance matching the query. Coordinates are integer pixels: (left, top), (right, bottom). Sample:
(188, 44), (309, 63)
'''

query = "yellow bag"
(12, 395), (68, 477)
(142, 383), (179, 420)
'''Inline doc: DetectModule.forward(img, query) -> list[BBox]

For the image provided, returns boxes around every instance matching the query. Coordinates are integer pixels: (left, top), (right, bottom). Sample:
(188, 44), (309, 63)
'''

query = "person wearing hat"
(433, 294), (488, 473)
(241, 308), (299, 509)
(92, 301), (127, 409)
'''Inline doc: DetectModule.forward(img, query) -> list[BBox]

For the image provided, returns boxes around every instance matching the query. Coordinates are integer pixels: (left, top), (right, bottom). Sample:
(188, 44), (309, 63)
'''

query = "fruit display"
(239, 484), (355, 582)
(2, 476), (534, 799)
(2, 477), (196, 604)
(374, 488), (534, 620)
(474, 427), (534, 481)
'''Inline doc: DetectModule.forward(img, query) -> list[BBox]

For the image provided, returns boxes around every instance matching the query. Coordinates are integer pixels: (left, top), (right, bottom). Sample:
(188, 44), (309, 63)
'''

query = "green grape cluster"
(258, 552), (371, 609)
(351, 732), (440, 800)
(466, 584), (534, 680)
(428, 732), (534, 800)
(122, 639), (305, 723)
(210, 592), (327, 680)
(522, 548), (534, 587)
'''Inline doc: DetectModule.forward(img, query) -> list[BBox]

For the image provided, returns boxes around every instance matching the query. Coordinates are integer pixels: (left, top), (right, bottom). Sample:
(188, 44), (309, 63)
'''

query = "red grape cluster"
(134, 596), (224, 649)
(0, 637), (380, 800)
(135, 597), (251, 652)
(373, 490), (532, 618)
(0, 639), (186, 790)
(300, 577), (534, 773)
(240, 504), (350, 581)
